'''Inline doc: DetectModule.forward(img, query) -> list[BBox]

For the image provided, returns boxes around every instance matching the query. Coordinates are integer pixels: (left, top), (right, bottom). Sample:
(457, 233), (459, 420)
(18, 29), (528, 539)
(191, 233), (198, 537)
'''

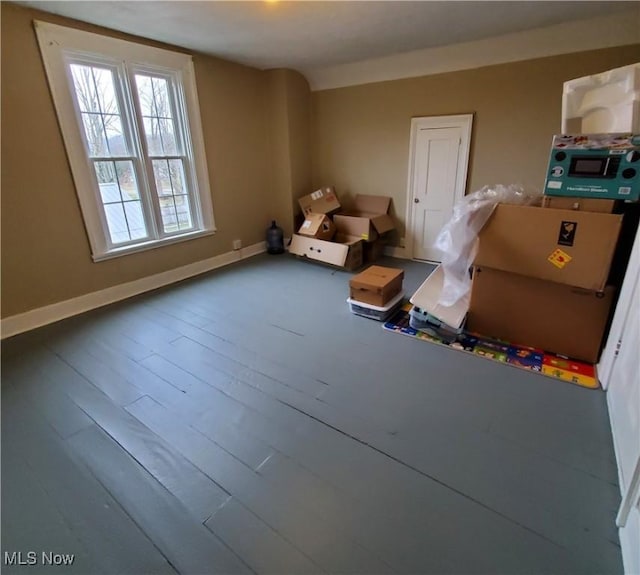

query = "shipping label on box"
(475, 204), (623, 291)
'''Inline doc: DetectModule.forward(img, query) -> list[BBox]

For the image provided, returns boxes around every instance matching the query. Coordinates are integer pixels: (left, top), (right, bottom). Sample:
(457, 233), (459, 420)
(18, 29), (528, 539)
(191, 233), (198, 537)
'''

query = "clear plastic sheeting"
(434, 184), (540, 308)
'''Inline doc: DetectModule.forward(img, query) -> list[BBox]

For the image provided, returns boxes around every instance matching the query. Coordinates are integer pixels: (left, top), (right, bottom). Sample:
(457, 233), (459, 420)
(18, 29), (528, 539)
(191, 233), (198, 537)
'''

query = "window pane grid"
(94, 159), (147, 244)
(136, 74), (180, 157)
(70, 64), (129, 159)
(152, 157), (193, 233)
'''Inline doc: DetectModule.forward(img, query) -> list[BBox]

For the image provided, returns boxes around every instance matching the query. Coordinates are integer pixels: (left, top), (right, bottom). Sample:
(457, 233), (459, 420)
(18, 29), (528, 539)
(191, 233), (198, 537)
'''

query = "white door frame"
(404, 114), (473, 260)
(598, 224), (640, 575)
(598, 224), (640, 389)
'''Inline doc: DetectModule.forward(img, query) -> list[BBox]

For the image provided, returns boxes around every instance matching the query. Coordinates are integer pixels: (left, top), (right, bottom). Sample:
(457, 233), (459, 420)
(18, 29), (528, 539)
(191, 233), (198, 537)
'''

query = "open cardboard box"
(289, 233), (363, 270)
(334, 195), (395, 242)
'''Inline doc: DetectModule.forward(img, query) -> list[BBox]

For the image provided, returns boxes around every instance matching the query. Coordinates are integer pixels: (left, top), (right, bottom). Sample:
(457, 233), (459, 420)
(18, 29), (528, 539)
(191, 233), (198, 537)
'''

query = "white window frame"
(35, 21), (216, 261)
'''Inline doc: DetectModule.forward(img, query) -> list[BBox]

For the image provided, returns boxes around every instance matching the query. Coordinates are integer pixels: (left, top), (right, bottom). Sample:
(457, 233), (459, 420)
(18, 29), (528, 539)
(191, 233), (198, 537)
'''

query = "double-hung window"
(35, 21), (215, 261)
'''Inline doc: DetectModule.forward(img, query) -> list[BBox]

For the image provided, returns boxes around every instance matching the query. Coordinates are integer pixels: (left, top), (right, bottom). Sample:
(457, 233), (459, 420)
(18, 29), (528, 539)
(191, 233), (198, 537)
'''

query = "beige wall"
(265, 69), (312, 236)
(311, 45), (640, 243)
(2, 0), (637, 320)
(1, 2), (292, 318)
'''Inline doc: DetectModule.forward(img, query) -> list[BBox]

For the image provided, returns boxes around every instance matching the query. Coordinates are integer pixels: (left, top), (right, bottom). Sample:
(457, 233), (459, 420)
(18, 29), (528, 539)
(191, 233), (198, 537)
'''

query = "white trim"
(92, 228), (215, 262)
(306, 9), (640, 91)
(34, 21), (215, 260)
(1, 242), (266, 339)
(598, 225), (640, 388)
(404, 114), (473, 261)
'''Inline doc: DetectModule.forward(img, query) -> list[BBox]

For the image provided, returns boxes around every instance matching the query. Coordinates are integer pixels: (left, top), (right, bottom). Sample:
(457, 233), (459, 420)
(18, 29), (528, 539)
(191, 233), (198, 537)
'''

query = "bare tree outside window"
(136, 73), (193, 233)
(71, 63), (147, 243)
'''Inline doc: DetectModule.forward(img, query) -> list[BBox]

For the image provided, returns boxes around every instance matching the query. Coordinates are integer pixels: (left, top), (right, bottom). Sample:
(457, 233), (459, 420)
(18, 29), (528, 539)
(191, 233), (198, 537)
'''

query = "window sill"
(92, 228), (216, 262)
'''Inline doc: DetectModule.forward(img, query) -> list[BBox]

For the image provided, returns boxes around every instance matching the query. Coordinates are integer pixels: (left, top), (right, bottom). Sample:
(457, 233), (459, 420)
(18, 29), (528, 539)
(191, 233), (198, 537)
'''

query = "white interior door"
(406, 115), (472, 262)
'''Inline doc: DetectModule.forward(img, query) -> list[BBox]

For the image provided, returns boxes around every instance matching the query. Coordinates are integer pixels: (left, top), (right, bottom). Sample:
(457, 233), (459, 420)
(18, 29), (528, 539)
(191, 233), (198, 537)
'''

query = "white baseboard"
(1, 241), (266, 339)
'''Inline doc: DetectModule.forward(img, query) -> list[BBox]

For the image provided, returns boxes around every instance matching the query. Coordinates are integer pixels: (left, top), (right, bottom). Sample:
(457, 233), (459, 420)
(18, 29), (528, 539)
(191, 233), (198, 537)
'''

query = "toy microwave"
(544, 134), (640, 201)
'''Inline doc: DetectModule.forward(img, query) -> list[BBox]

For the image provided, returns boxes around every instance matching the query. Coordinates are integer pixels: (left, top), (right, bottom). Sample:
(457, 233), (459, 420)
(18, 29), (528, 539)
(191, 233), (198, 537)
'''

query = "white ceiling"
(17, 1), (638, 76)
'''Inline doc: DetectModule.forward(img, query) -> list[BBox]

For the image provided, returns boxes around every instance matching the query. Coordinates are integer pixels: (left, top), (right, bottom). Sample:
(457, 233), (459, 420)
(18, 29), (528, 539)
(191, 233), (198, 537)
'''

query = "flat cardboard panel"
(333, 214), (376, 242)
(475, 204), (623, 291)
(467, 267), (615, 362)
(349, 266), (404, 306)
(409, 265), (469, 329)
(298, 213), (336, 241)
(289, 234), (362, 270)
(298, 187), (341, 216)
(542, 197), (618, 214)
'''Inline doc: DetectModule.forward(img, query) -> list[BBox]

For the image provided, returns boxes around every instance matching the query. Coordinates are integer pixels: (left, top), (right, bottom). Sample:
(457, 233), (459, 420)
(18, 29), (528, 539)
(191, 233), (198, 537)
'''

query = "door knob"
(414, 198), (420, 203)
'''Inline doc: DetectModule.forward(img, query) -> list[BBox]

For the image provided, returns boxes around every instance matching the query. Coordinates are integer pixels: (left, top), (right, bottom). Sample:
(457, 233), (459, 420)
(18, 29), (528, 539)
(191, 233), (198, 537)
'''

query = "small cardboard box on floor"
(349, 266), (404, 307)
(474, 204), (623, 291)
(467, 267), (614, 363)
(297, 213), (336, 241)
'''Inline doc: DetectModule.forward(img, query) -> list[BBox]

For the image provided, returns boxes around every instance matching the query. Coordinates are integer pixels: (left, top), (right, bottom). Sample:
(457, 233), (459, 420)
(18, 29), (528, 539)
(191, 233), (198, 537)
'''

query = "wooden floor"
(1, 253), (623, 574)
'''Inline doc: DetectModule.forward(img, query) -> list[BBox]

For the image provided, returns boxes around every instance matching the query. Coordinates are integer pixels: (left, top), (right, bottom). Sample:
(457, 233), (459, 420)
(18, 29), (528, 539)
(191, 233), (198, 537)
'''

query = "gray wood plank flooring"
(1, 254), (622, 574)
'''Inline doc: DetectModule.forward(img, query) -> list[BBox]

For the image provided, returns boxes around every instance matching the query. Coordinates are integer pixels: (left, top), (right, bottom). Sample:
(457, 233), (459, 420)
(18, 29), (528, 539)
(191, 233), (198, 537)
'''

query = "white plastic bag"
(434, 184), (540, 308)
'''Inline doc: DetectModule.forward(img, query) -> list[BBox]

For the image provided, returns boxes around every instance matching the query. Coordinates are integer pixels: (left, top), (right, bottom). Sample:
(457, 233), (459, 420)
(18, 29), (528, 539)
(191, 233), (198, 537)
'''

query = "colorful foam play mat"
(383, 305), (599, 389)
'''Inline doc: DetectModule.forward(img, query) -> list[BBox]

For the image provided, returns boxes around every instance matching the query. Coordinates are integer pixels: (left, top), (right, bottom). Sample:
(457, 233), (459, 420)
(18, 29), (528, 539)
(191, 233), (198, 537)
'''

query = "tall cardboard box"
(333, 195), (395, 242)
(467, 267), (614, 362)
(349, 265), (404, 307)
(475, 204), (622, 291)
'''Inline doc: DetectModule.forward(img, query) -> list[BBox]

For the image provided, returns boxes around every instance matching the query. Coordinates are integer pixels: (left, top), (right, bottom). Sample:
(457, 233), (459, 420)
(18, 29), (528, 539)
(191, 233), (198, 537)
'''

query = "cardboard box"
(363, 238), (387, 263)
(542, 196), (618, 214)
(289, 233), (362, 271)
(298, 187), (341, 217)
(467, 267), (614, 363)
(333, 195), (395, 242)
(475, 204), (622, 291)
(349, 265), (404, 307)
(297, 213), (336, 241)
